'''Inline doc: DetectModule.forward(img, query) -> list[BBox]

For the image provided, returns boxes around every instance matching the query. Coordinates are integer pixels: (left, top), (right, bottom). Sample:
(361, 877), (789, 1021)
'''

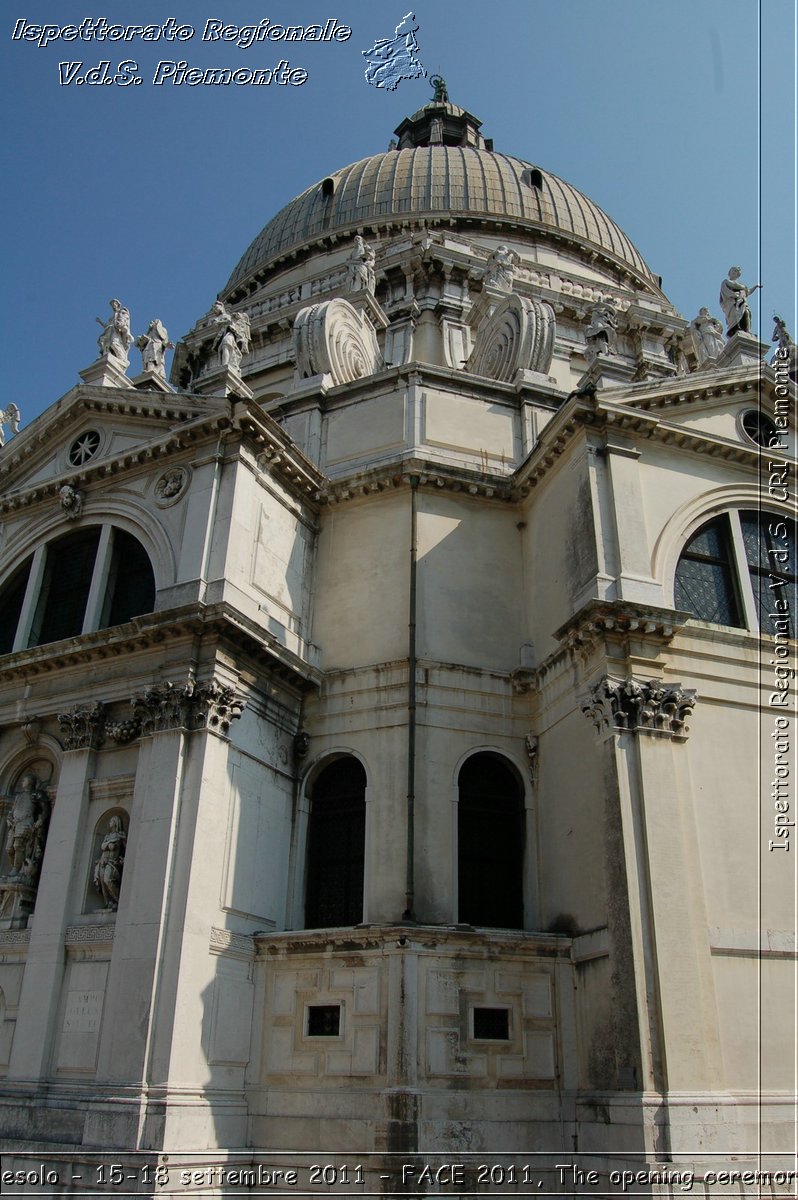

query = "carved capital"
(582, 676), (697, 741)
(58, 701), (107, 751)
(132, 679), (244, 736)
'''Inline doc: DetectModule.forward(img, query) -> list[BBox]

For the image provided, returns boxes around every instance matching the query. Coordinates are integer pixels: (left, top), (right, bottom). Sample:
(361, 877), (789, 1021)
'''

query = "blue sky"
(2, 0), (795, 426)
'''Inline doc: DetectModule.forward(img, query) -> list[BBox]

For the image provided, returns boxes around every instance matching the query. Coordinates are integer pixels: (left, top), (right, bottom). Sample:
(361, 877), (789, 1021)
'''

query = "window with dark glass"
(307, 1005), (341, 1036)
(0, 556), (32, 655)
(103, 529), (156, 627)
(30, 527), (102, 646)
(305, 758), (366, 928)
(740, 511), (796, 638)
(0, 525), (157, 653)
(472, 1007), (510, 1040)
(674, 517), (743, 628)
(458, 753), (525, 930)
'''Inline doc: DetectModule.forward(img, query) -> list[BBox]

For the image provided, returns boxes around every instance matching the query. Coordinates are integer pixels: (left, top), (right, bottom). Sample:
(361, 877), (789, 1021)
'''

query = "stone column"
(6, 703), (105, 1081)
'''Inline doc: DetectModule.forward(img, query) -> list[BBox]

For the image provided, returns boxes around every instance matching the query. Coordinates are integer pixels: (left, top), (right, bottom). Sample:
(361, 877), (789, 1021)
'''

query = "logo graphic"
(362, 11), (426, 91)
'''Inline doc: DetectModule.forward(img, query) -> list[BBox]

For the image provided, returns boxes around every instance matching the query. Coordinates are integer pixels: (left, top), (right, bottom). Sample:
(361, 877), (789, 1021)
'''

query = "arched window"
(458, 752), (525, 930)
(675, 510), (796, 636)
(305, 758), (366, 928)
(0, 525), (156, 654)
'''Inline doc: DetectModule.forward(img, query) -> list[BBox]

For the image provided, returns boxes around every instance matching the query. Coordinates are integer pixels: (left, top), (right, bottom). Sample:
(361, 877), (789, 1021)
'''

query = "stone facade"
(0, 100), (794, 1195)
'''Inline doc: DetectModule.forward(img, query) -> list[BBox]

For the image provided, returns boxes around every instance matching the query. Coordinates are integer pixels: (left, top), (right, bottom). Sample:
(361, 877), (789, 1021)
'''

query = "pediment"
(0, 383), (224, 496)
(611, 361), (795, 454)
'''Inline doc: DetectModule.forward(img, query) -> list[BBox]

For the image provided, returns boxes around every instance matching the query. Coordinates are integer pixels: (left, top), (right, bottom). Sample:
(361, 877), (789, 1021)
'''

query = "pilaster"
(6, 702), (105, 1081)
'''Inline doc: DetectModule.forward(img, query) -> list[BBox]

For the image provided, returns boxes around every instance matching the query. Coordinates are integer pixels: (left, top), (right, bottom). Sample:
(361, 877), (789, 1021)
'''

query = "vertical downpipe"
(403, 476), (419, 921)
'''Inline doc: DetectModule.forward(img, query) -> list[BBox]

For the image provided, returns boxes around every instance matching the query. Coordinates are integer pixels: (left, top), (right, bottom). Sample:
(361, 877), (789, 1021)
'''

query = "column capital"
(582, 675), (697, 741)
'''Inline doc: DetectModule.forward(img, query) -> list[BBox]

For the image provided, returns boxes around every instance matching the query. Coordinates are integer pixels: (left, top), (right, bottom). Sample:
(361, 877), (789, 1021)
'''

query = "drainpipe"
(403, 476), (419, 921)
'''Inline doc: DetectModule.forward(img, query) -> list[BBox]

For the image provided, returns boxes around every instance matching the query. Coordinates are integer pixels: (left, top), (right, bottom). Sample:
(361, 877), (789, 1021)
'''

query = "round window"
(68, 430), (101, 466)
(741, 409), (778, 448)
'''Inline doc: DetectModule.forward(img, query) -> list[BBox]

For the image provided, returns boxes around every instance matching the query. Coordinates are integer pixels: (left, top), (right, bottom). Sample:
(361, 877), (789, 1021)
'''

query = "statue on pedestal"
(346, 236), (376, 295)
(97, 299), (134, 368)
(0, 403), (20, 448)
(689, 307), (725, 365)
(211, 301), (252, 371)
(136, 318), (173, 378)
(719, 266), (761, 336)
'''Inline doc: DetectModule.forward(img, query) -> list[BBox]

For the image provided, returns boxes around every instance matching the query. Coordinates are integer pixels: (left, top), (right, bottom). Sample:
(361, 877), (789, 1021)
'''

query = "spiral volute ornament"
(293, 298), (383, 386)
(467, 293), (556, 381)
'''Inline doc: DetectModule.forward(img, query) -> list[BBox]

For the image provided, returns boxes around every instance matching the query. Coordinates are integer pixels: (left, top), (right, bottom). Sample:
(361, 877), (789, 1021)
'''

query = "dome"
(224, 100), (659, 296)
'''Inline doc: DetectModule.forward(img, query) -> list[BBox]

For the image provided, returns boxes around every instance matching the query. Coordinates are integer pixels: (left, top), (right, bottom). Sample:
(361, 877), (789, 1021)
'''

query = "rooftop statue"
(719, 266), (761, 336)
(97, 298), (134, 368)
(211, 301), (252, 372)
(689, 307), (725, 365)
(0, 402), (20, 448)
(772, 314), (793, 353)
(584, 298), (619, 361)
(483, 244), (518, 293)
(346, 235), (377, 295)
(136, 318), (173, 378)
(430, 75), (449, 103)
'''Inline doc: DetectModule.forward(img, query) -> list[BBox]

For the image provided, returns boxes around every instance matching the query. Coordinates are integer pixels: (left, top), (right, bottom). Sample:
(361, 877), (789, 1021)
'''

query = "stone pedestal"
(79, 356), (133, 389)
(715, 330), (769, 368)
(194, 363), (254, 400)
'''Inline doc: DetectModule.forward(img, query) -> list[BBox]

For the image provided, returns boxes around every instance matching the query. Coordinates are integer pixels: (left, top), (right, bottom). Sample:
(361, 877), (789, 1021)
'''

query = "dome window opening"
(321, 178), (335, 199)
(522, 168), (544, 190)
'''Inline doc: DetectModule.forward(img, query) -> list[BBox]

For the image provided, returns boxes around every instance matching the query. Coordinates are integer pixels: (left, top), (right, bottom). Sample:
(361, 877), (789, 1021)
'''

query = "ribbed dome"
(224, 145), (658, 294)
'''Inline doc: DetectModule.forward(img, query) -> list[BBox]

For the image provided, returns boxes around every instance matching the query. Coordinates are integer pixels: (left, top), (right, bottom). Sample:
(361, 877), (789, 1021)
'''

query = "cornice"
(0, 407), (234, 511)
(0, 602), (322, 691)
(513, 389), (774, 496)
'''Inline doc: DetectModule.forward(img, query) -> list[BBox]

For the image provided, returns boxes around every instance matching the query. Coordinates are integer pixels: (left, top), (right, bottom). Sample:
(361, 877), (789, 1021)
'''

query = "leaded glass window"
(740, 511), (796, 638)
(674, 516), (742, 628)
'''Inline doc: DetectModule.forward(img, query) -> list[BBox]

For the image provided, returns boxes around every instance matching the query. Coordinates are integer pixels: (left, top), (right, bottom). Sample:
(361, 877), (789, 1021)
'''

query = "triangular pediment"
(0, 383), (226, 496)
(604, 360), (795, 450)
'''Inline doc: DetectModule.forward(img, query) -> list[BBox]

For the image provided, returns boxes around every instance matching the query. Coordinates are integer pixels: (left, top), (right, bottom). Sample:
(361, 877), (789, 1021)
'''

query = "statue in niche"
(483, 244), (518, 293)
(211, 301), (252, 371)
(93, 815), (127, 911)
(346, 235), (376, 295)
(97, 298), (134, 368)
(136, 318), (173, 377)
(689, 307), (725, 365)
(3, 774), (50, 882)
(719, 266), (761, 336)
(585, 297), (619, 361)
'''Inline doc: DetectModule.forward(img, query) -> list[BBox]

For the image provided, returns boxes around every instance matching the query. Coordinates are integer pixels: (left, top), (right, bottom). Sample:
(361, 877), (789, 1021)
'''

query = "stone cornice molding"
(235, 406), (325, 502)
(554, 600), (691, 657)
(315, 458), (515, 507)
(58, 700), (107, 751)
(0, 407), (234, 510)
(209, 926), (256, 960)
(513, 392), (775, 497)
(254, 922), (573, 960)
(594, 361), (794, 416)
(581, 674), (697, 741)
(0, 602), (321, 692)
